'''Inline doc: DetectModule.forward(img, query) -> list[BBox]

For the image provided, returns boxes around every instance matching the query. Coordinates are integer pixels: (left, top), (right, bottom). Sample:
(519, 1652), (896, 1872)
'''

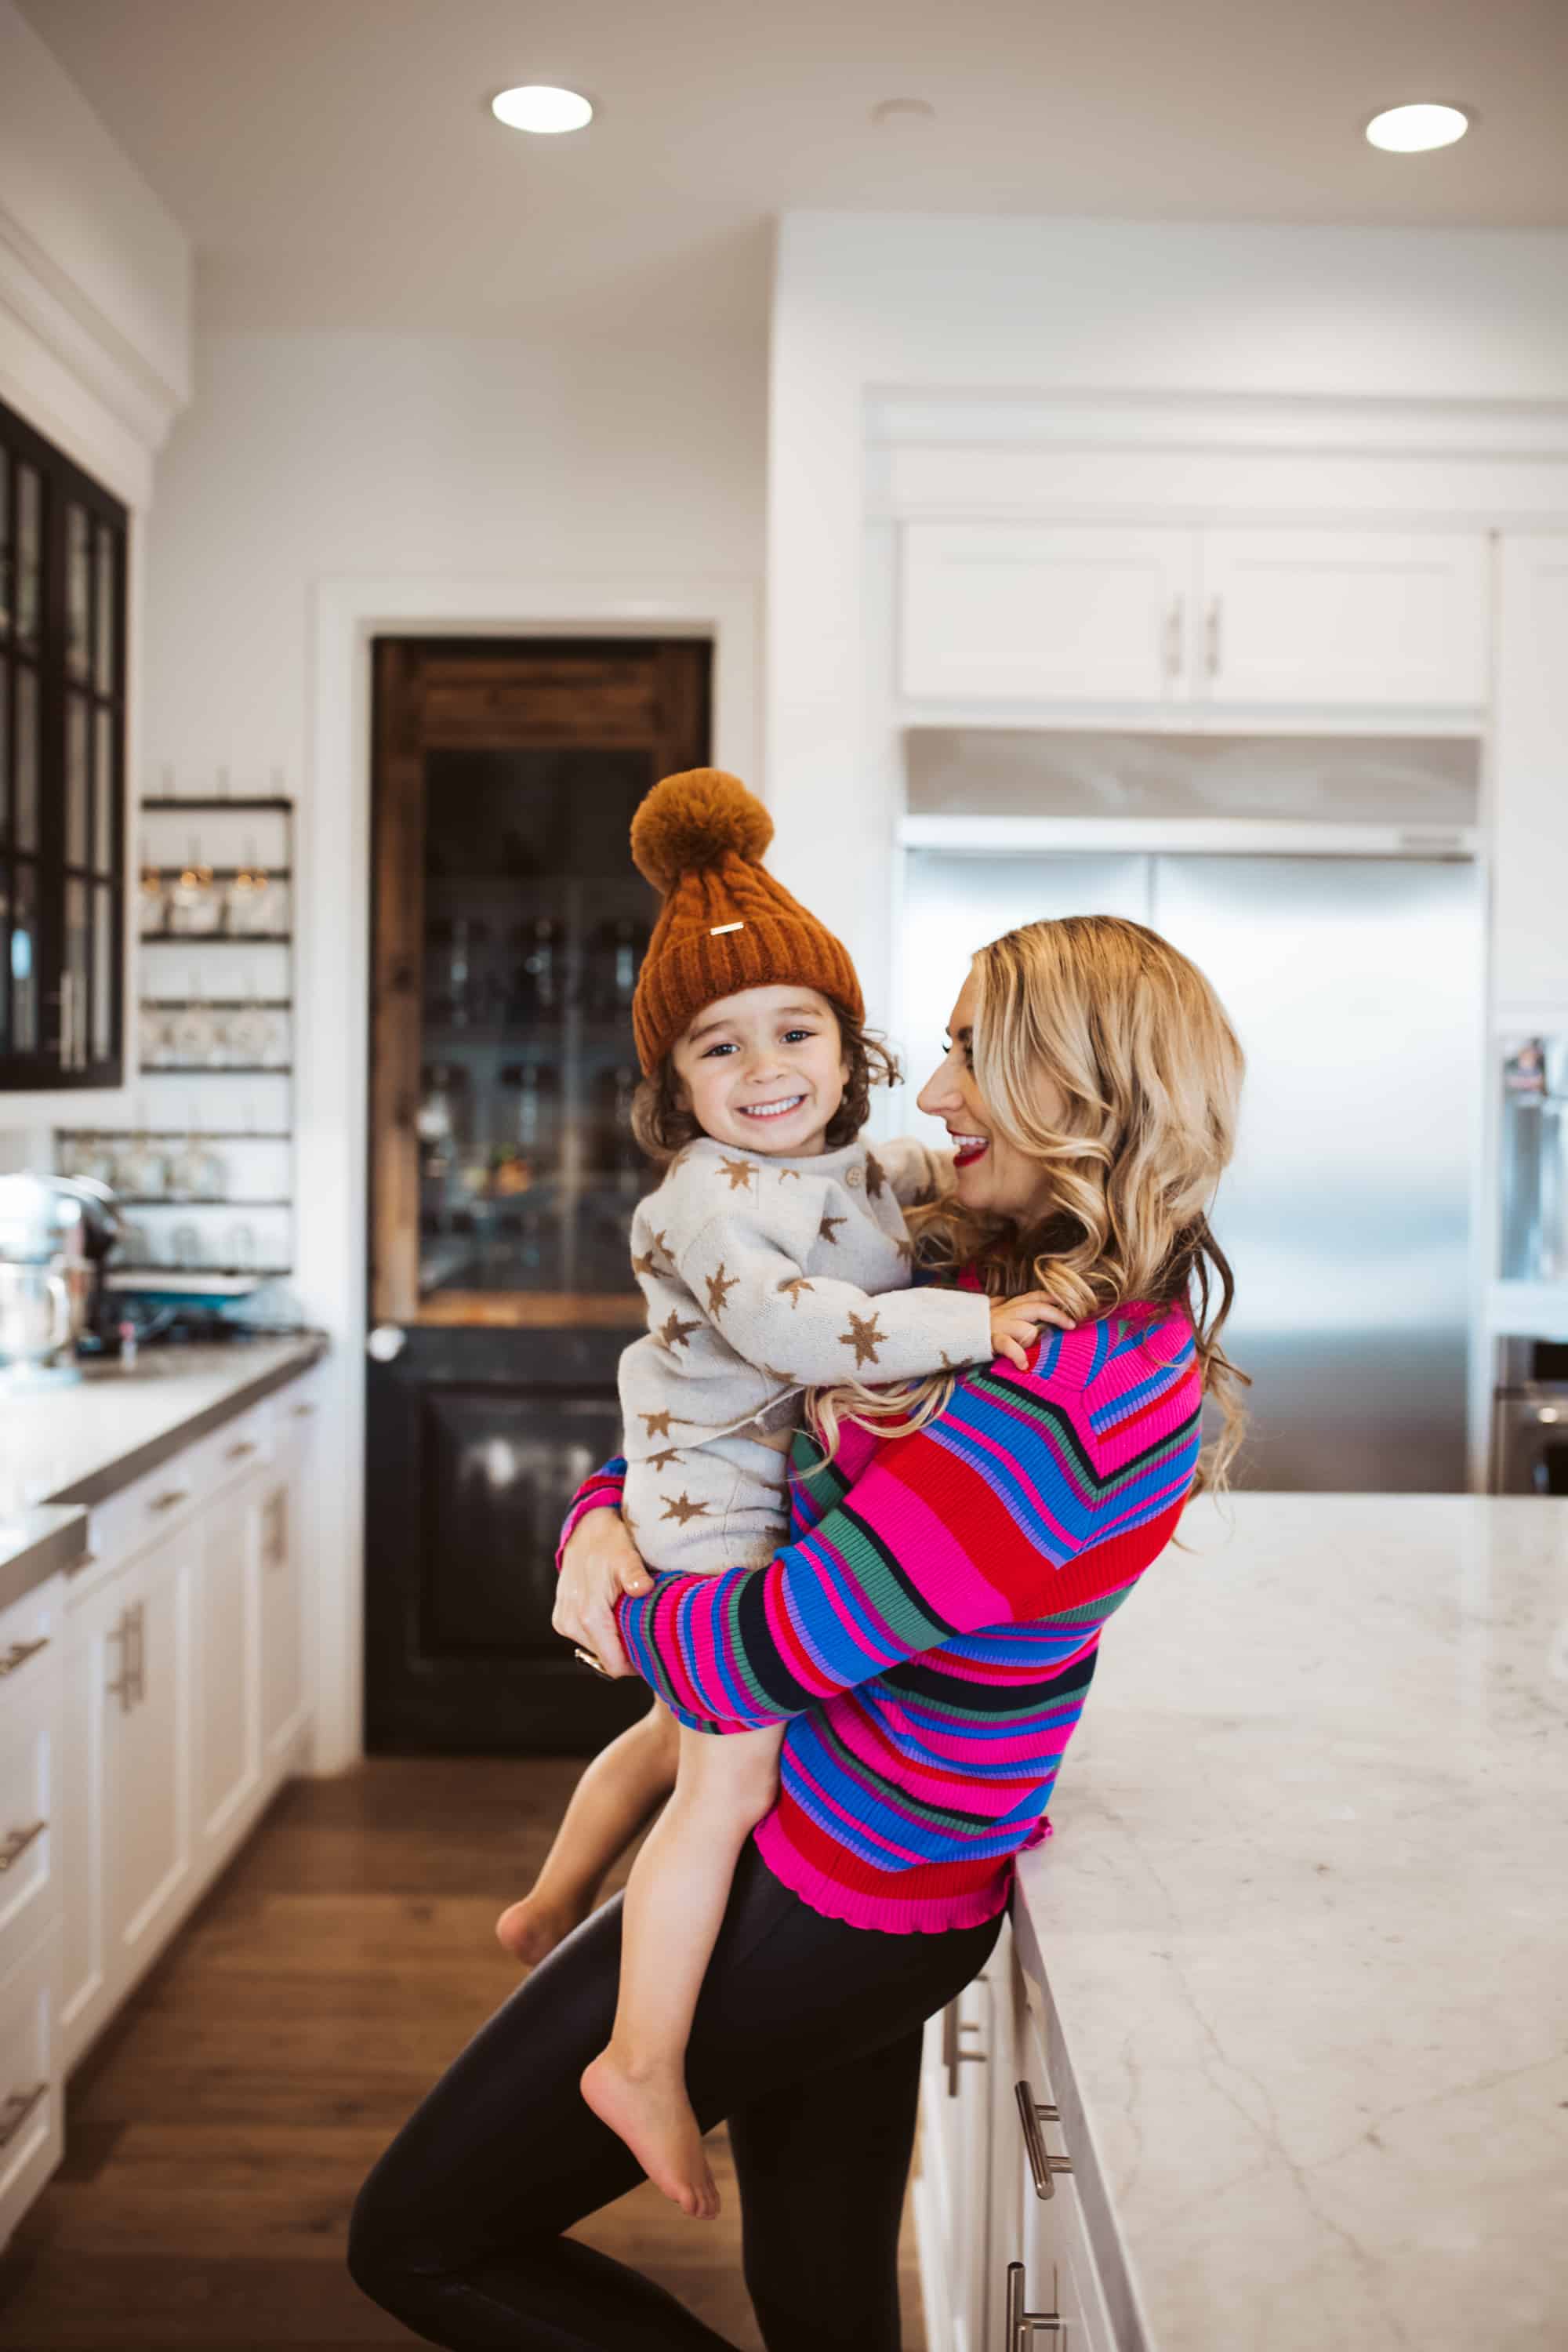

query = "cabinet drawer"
(79, 1398), (278, 1592)
(0, 1577), (62, 1710)
(0, 1666), (60, 1987)
(0, 1927), (63, 2255)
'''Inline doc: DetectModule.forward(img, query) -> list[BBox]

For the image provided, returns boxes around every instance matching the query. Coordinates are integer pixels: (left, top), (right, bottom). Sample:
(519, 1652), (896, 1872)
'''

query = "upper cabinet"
(899, 525), (1194, 706)
(900, 523), (1491, 717)
(0, 396), (129, 1092)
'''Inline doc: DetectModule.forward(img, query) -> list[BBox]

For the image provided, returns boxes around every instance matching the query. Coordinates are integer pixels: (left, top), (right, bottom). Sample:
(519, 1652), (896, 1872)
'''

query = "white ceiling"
(22, 0), (1568, 340)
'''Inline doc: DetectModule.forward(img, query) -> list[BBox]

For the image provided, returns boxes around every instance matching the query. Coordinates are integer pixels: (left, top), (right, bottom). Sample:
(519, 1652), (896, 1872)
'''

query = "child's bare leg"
(495, 1698), (681, 1965)
(580, 1719), (782, 2218)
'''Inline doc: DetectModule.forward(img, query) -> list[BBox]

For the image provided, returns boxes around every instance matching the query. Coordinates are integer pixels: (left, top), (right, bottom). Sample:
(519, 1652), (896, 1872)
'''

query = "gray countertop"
(0, 1504), (90, 1616)
(1012, 1490), (1568, 2352)
(0, 1337), (327, 1588)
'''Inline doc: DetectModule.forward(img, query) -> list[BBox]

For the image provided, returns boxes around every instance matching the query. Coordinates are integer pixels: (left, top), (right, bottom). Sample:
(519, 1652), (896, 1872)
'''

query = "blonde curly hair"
(807, 914), (1249, 1496)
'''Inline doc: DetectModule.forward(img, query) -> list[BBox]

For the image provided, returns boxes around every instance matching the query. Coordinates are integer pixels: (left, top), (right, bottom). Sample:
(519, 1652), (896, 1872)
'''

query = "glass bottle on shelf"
(511, 915), (561, 1021)
(594, 1062), (643, 1186)
(167, 841), (221, 935)
(417, 1063), (469, 1182)
(587, 914), (648, 1018)
(138, 864), (167, 937)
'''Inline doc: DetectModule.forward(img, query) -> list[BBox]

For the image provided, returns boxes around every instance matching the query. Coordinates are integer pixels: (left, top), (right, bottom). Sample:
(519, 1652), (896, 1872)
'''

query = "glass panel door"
(416, 745), (657, 1308)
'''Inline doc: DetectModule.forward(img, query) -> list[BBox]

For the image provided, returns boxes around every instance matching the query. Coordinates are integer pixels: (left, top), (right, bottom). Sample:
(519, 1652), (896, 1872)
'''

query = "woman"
(347, 914), (1246, 2352)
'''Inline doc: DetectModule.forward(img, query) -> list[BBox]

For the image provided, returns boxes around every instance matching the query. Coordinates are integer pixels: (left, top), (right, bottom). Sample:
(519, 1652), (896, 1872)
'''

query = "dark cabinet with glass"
(366, 637), (711, 1751)
(0, 396), (128, 1091)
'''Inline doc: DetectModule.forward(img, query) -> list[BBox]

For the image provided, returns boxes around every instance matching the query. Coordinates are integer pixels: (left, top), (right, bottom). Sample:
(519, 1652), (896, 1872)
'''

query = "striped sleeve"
(615, 1350), (1200, 1733)
(554, 1456), (628, 1570)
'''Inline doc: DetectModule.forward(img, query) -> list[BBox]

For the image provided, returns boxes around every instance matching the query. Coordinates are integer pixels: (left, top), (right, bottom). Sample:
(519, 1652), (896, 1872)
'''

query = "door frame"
(302, 575), (758, 1771)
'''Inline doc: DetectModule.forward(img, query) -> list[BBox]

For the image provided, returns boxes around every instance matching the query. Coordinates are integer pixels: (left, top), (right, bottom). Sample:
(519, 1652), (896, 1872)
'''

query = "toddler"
(495, 770), (1058, 2216)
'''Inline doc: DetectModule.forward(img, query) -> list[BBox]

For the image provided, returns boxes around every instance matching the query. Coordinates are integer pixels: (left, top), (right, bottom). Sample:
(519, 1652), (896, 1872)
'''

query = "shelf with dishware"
(53, 790), (298, 1290)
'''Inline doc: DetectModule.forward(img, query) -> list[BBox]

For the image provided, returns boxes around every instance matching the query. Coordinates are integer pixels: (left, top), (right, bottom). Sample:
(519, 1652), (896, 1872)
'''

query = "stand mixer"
(0, 1174), (125, 1385)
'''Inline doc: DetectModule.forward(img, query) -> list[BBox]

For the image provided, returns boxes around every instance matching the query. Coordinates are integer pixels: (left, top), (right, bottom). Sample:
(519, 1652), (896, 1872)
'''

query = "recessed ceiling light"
(1364, 102), (1470, 153)
(492, 85), (593, 136)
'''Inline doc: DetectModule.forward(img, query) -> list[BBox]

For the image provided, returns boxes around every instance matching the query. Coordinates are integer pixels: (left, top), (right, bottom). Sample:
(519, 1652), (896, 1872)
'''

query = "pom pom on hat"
(630, 768), (773, 894)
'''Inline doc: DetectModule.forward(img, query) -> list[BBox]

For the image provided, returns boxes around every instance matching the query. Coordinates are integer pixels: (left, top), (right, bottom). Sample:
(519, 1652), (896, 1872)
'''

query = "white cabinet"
(257, 1465), (306, 1764)
(1197, 528), (1490, 708)
(900, 521), (1490, 715)
(0, 1928), (63, 2257)
(918, 1919), (1119, 2352)
(193, 1483), (260, 1861)
(1494, 535), (1568, 1010)
(916, 1972), (999, 2352)
(59, 1365), (321, 2076)
(60, 1521), (197, 2067)
(901, 525), (1194, 705)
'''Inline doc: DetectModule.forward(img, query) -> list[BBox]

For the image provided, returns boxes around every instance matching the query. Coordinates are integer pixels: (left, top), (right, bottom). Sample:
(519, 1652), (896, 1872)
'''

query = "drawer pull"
(942, 1996), (985, 2098)
(1015, 2077), (1073, 2201)
(224, 1439), (258, 1462)
(292, 1401), (318, 1418)
(1005, 2258), (1064, 2347)
(0, 1637), (49, 1679)
(0, 1820), (46, 1871)
(148, 1487), (190, 1515)
(0, 2082), (47, 2153)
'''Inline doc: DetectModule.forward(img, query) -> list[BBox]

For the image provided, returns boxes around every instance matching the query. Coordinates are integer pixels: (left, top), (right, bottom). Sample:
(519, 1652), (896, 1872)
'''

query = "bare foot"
(579, 2048), (719, 2219)
(494, 1889), (590, 1968)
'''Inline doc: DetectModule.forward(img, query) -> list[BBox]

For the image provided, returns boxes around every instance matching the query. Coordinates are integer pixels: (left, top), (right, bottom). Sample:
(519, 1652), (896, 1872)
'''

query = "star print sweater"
(617, 1134), (994, 1479)
(564, 1296), (1202, 1933)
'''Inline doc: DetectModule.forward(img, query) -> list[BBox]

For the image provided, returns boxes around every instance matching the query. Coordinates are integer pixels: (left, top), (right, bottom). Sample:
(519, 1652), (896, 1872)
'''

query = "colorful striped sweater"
(560, 1296), (1203, 1933)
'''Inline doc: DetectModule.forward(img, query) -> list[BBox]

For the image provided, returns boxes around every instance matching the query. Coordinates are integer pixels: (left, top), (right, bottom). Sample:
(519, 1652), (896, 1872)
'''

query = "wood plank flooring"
(0, 1758), (929, 2350)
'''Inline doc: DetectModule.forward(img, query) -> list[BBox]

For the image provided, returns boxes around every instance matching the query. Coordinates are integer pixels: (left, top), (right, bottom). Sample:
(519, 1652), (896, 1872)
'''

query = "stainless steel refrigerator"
(896, 844), (1481, 1492)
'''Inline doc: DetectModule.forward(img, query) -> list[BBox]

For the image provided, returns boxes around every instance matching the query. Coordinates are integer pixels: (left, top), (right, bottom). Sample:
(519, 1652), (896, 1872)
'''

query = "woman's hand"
(989, 1290), (1075, 1370)
(553, 1510), (653, 1679)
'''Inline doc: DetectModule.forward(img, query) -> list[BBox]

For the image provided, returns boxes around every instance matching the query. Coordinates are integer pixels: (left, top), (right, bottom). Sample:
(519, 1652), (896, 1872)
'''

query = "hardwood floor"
(0, 1759), (929, 2350)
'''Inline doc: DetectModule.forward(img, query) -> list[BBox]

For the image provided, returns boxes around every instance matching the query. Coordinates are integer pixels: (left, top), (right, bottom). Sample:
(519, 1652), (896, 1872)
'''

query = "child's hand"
(989, 1291), (1075, 1370)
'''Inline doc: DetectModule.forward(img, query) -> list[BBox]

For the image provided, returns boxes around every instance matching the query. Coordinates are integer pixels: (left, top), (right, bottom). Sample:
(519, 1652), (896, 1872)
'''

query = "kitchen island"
(922, 1493), (1568, 2352)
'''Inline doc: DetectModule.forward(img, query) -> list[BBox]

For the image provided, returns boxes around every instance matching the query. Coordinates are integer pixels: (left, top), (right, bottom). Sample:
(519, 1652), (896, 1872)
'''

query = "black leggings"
(347, 1840), (1003, 2351)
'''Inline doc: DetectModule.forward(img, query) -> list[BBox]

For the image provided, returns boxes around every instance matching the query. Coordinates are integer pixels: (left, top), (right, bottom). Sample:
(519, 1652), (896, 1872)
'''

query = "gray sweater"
(618, 1134), (994, 1464)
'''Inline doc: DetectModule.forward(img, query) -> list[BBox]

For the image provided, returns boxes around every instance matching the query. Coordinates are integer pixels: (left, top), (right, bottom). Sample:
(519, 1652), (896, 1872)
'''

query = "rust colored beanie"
(630, 768), (863, 1073)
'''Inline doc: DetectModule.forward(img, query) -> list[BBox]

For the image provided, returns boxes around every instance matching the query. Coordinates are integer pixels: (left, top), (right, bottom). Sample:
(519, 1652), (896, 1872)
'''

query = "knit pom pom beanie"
(630, 769), (863, 1073)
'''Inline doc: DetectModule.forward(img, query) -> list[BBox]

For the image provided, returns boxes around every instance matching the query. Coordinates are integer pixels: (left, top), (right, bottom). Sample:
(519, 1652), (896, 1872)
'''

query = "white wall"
(0, 0), (190, 502)
(143, 327), (766, 802)
(766, 213), (1568, 1021)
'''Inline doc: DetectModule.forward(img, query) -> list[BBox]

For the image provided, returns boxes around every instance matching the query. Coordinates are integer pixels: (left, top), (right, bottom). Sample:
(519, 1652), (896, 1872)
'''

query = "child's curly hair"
(631, 999), (899, 1163)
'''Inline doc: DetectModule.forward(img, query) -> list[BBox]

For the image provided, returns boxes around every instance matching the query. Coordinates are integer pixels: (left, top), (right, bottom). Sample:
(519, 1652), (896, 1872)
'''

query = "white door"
(193, 1482), (260, 1858)
(901, 524), (1196, 705)
(257, 1465), (306, 1765)
(1196, 529), (1490, 709)
(106, 1530), (194, 1987)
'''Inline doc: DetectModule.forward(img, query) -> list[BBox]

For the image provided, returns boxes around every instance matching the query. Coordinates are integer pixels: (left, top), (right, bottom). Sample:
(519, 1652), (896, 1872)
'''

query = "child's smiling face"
(670, 984), (849, 1159)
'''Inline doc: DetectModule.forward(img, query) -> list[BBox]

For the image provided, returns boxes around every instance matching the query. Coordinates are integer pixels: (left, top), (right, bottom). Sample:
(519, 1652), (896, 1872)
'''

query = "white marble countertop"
(0, 1335), (326, 1522)
(1013, 1492), (1568, 2352)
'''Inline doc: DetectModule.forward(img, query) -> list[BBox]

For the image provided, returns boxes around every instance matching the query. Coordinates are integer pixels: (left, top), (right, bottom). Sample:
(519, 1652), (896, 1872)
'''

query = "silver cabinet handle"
(0, 1636), (49, 1679)
(107, 1610), (134, 1712)
(224, 1439), (258, 1462)
(1204, 593), (1222, 678)
(367, 1323), (406, 1362)
(0, 2082), (48, 2152)
(292, 1400), (318, 1418)
(130, 1599), (146, 1708)
(942, 1996), (985, 2098)
(1006, 2258), (1064, 2347)
(148, 1487), (190, 1515)
(0, 1820), (46, 1872)
(1163, 593), (1185, 679)
(1016, 2077), (1073, 2201)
